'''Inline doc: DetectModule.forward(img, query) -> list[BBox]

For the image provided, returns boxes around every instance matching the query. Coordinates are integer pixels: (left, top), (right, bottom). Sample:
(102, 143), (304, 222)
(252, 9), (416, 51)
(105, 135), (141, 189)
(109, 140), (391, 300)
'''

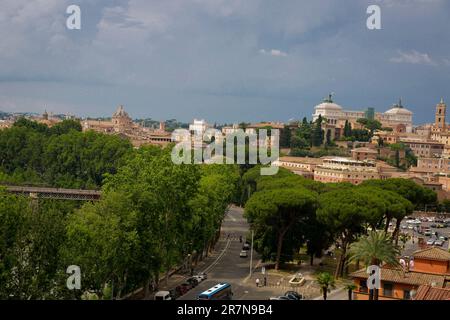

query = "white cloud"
(259, 49), (288, 57)
(390, 50), (437, 66)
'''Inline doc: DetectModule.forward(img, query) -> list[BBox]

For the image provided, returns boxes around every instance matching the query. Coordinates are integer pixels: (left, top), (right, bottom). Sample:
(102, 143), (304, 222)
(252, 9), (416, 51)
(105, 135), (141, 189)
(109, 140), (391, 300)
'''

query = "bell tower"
(435, 98), (446, 130)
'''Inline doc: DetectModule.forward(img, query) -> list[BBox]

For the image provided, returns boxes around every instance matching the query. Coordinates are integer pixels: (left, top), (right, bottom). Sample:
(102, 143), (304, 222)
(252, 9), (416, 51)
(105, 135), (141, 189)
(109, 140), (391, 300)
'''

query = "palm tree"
(316, 272), (335, 300)
(348, 231), (401, 300)
(344, 283), (357, 300)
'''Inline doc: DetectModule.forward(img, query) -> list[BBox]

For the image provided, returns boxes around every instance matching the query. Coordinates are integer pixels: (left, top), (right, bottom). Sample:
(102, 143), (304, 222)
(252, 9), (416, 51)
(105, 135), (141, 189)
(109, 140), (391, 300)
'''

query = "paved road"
(177, 206), (311, 300)
(178, 206), (258, 300)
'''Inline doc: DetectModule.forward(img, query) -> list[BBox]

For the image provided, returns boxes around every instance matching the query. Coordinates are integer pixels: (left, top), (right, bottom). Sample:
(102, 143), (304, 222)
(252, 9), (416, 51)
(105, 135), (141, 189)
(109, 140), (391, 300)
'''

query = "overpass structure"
(4, 185), (102, 201)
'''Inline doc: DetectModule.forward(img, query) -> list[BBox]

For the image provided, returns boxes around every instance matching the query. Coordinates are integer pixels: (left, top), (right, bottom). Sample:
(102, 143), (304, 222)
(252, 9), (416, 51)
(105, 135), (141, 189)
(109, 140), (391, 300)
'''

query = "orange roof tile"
(413, 247), (450, 262)
(350, 267), (446, 287)
(414, 285), (450, 300)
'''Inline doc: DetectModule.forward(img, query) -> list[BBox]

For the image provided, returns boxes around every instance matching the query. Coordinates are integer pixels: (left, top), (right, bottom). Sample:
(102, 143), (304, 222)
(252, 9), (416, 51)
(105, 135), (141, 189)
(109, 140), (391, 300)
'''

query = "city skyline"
(0, 0), (449, 123)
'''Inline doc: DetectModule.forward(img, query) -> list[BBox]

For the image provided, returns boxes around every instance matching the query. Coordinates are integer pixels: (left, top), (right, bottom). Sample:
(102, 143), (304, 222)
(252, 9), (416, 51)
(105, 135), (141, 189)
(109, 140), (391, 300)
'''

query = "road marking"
(200, 239), (232, 274)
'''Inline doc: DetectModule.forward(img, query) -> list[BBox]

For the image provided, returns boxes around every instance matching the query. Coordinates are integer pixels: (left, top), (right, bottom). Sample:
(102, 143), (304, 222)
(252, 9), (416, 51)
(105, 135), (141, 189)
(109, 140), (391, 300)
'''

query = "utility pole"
(249, 230), (254, 277)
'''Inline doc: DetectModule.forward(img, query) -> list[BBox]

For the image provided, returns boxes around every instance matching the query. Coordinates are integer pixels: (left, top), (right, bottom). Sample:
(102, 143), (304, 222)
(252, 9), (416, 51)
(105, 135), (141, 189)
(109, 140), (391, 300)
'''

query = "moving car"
(242, 243), (250, 250)
(239, 250), (248, 258)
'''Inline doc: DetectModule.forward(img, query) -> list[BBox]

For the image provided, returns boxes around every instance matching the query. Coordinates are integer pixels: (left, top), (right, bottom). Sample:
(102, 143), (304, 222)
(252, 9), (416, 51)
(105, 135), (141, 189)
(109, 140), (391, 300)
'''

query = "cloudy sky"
(0, 0), (449, 123)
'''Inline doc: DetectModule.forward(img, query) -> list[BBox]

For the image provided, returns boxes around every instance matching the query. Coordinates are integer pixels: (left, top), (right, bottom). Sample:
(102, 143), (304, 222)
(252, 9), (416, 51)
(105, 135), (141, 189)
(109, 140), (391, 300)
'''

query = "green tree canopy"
(245, 187), (318, 270)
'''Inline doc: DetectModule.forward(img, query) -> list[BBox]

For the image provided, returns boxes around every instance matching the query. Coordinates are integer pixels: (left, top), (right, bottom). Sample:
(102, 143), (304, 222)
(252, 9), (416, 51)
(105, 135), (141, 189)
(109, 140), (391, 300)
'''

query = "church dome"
(314, 102), (343, 111)
(113, 105), (130, 118)
(314, 93), (343, 111)
(385, 99), (412, 115)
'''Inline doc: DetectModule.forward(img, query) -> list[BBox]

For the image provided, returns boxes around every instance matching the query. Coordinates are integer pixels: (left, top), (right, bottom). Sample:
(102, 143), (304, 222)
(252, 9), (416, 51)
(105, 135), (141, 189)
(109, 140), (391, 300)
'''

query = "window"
(383, 283), (393, 297)
(403, 290), (411, 300)
(359, 280), (368, 293)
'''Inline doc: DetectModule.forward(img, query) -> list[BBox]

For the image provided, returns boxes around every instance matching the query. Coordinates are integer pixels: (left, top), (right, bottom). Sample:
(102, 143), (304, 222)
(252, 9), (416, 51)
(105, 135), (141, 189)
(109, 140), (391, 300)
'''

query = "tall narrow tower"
(435, 98), (446, 130)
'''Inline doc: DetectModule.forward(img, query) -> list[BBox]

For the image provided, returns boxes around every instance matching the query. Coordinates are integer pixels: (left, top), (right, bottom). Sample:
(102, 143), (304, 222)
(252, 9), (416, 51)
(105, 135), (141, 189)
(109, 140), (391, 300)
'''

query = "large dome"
(314, 101), (343, 111)
(385, 99), (412, 115)
(113, 105), (130, 118)
(314, 93), (343, 111)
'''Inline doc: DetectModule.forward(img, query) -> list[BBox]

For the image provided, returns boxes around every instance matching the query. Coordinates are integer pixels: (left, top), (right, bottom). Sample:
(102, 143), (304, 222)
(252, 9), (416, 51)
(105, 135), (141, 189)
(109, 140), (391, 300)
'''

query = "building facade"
(82, 105), (171, 147)
(313, 157), (381, 184)
(312, 95), (413, 135)
(351, 247), (450, 300)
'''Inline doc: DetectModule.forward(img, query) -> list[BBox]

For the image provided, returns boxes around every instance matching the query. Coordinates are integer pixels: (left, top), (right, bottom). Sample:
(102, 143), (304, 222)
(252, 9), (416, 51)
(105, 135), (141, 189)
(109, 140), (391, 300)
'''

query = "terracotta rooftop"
(350, 267), (446, 287)
(414, 285), (450, 300)
(413, 247), (450, 262)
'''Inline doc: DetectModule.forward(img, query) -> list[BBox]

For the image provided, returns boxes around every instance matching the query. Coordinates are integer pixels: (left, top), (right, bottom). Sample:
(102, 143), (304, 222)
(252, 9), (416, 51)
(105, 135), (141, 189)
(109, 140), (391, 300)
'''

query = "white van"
(154, 291), (172, 300)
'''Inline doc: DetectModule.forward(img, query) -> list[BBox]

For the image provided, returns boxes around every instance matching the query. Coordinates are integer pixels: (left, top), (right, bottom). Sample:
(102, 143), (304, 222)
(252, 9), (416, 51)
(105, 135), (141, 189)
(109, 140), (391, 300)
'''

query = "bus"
(198, 283), (233, 300)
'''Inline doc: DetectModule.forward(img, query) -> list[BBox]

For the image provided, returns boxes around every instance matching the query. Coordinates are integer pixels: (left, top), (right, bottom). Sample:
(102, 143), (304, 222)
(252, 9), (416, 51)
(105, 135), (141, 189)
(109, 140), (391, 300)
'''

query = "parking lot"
(398, 215), (450, 255)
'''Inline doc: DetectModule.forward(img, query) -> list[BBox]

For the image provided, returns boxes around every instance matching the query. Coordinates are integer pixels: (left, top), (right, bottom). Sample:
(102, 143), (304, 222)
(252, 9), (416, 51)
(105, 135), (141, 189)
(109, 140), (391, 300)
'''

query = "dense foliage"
(0, 120), (239, 299)
(0, 118), (133, 188)
(244, 169), (434, 277)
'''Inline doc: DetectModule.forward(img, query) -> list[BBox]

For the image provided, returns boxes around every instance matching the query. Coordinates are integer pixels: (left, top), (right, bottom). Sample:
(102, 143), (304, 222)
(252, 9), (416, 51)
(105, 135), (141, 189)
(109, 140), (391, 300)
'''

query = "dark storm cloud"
(0, 0), (448, 123)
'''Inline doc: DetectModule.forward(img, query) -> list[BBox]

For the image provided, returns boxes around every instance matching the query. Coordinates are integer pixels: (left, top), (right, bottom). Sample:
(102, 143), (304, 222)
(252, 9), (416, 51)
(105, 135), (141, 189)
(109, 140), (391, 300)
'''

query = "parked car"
(436, 224), (446, 228)
(196, 272), (208, 281)
(284, 291), (303, 300)
(154, 291), (172, 300)
(186, 277), (199, 287)
(434, 240), (444, 246)
(269, 296), (289, 300)
(177, 282), (193, 295)
(439, 235), (448, 241)
(168, 289), (179, 300)
(239, 250), (248, 258)
(242, 243), (250, 250)
(426, 239), (435, 245)
(175, 284), (190, 296)
(430, 224), (437, 228)
(192, 273), (207, 283)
